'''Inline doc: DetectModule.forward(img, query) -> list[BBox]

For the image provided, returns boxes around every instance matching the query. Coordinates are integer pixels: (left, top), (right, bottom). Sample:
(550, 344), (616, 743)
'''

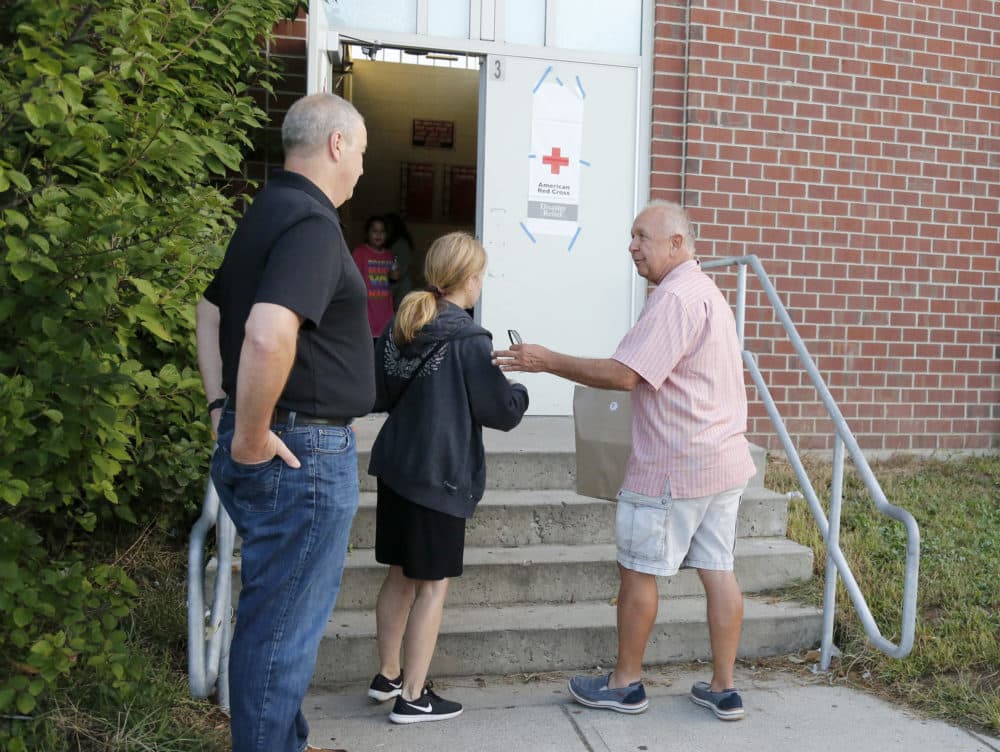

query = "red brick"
(768, 34), (799, 52)
(270, 36), (306, 55)
(273, 18), (306, 38)
(706, 26), (736, 43)
(843, 24), (873, 45)
(722, 9), (753, 28)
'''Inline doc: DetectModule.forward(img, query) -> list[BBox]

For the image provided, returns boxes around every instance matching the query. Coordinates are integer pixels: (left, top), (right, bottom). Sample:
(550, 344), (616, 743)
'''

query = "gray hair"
(645, 200), (697, 253)
(282, 93), (363, 156)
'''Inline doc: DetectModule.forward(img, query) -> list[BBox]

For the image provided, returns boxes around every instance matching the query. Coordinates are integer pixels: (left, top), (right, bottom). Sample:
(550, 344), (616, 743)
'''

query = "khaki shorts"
(615, 480), (746, 577)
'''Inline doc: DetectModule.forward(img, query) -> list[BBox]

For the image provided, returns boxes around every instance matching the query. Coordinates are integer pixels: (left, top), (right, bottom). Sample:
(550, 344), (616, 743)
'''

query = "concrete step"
(211, 489), (796, 600)
(352, 415), (770, 493)
(348, 487), (789, 549)
(336, 537), (812, 609)
(356, 451), (576, 493)
(213, 536), (811, 609)
(213, 486), (788, 572)
(354, 414), (575, 493)
(748, 442), (768, 488)
(312, 594), (823, 684)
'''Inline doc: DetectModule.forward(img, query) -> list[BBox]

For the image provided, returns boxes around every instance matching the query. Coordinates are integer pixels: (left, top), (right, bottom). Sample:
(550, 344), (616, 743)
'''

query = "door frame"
(309, 0), (657, 327)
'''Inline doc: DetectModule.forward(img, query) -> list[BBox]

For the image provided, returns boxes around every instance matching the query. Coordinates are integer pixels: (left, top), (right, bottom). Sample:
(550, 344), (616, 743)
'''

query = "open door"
(478, 54), (641, 415)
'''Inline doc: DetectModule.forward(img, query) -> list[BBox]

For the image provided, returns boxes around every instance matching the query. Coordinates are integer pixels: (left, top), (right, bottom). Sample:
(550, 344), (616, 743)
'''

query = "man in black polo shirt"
(196, 92), (372, 752)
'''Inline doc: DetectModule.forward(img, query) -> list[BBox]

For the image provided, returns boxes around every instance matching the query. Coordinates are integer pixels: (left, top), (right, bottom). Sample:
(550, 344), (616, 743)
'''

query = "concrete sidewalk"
(304, 664), (998, 752)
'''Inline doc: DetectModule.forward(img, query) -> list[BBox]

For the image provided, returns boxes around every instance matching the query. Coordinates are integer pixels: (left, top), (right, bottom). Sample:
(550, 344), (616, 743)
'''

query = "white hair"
(281, 93), (363, 156)
(645, 200), (697, 252)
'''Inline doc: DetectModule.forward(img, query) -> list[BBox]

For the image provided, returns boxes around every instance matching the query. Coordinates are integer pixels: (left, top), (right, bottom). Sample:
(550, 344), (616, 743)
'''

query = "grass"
(39, 676), (229, 752)
(13, 530), (231, 752)
(764, 452), (1000, 735)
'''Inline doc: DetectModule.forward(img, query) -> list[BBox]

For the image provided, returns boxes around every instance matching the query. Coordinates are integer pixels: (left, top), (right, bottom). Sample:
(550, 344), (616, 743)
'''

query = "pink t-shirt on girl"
(352, 244), (395, 338)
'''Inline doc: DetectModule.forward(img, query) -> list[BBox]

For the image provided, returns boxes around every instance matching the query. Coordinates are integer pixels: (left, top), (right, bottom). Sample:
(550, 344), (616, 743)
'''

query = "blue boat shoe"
(568, 673), (649, 714)
(690, 680), (745, 720)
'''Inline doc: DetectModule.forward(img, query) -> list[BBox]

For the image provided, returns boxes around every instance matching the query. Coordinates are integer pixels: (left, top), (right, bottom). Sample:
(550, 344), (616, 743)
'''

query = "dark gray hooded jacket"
(368, 302), (529, 518)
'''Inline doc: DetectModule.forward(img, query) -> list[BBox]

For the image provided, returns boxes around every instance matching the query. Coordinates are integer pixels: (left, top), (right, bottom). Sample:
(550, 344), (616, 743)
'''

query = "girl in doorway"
(352, 215), (395, 343)
(366, 232), (529, 723)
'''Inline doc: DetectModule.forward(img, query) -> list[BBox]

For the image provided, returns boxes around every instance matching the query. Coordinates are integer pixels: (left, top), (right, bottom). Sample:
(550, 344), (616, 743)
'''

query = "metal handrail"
(701, 254), (920, 669)
(187, 471), (235, 709)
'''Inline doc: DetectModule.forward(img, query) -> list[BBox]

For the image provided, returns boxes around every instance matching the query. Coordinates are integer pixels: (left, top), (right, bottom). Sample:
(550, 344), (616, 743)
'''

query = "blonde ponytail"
(393, 290), (440, 344)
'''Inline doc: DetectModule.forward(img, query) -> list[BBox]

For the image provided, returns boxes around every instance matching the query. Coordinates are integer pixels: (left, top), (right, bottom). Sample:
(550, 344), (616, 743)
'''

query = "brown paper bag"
(573, 385), (632, 501)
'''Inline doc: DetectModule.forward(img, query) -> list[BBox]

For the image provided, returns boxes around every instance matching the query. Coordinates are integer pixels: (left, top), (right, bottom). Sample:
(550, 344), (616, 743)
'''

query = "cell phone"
(507, 329), (522, 346)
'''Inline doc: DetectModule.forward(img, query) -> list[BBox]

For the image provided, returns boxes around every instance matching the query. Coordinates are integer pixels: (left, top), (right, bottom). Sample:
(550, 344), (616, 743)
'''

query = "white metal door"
(478, 54), (640, 415)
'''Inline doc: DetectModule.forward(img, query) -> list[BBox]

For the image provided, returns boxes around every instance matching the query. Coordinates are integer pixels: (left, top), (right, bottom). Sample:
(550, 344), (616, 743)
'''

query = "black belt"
(272, 408), (351, 427)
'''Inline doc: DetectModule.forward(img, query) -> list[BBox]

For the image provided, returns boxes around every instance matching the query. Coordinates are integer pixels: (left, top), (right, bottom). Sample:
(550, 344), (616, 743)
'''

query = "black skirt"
(374, 478), (466, 580)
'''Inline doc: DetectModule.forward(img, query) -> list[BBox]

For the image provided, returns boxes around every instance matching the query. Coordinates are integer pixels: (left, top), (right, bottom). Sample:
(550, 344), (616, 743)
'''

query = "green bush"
(0, 1), (298, 747)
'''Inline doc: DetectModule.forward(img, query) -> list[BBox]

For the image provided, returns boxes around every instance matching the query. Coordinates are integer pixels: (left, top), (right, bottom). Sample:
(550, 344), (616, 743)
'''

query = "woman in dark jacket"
(366, 232), (529, 724)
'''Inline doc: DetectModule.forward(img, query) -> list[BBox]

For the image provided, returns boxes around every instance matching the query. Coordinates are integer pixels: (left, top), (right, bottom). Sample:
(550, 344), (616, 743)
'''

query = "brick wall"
(232, 10), (309, 201)
(652, 0), (1000, 454)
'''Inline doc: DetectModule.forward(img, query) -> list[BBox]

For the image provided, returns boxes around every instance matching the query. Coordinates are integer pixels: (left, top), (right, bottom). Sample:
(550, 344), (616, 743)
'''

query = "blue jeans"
(211, 411), (359, 752)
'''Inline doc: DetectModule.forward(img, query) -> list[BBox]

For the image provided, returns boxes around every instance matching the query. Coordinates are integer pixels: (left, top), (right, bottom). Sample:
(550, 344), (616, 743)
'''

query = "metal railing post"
(702, 254), (920, 664)
(188, 476), (216, 698)
(735, 261), (746, 349)
(820, 437), (845, 671)
(188, 467), (235, 703)
(214, 505), (235, 710)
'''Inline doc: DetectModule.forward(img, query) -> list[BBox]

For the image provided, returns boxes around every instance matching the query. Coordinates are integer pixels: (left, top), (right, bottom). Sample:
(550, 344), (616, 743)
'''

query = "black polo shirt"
(204, 170), (374, 417)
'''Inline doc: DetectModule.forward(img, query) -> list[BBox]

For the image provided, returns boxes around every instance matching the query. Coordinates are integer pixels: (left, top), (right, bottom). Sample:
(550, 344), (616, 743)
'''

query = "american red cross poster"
(524, 67), (586, 244)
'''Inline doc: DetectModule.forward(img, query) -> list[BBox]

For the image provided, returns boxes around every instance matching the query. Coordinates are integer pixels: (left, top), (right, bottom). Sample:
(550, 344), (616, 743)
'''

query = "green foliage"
(3, 534), (231, 752)
(0, 519), (139, 726)
(772, 454), (1000, 734)
(0, 0), (298, 746)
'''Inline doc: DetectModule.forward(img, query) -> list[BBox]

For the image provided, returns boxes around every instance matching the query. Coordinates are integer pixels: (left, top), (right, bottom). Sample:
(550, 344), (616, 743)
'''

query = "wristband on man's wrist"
(208, 397), (227, 412)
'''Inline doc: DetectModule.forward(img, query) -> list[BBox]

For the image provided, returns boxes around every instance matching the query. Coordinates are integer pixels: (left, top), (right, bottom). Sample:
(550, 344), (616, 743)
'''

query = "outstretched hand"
(492, 343), (551, 373)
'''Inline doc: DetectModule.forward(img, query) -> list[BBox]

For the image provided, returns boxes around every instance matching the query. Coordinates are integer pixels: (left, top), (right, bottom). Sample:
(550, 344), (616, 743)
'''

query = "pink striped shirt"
(612, 259), (755, 498)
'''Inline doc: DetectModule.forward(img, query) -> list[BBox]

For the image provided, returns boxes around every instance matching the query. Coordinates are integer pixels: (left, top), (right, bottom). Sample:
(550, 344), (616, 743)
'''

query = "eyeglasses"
(507, 329), (522, 346)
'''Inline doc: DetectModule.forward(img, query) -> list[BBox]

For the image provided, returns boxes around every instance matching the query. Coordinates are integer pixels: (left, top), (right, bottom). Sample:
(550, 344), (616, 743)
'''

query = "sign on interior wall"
(412, 119), (455, 149)
(400, 162), (435, 221)
(444, 165), (477, 223)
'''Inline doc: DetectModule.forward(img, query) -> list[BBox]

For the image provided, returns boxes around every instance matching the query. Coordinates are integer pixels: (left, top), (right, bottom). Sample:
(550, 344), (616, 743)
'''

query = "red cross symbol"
(542, 147), (570, 175)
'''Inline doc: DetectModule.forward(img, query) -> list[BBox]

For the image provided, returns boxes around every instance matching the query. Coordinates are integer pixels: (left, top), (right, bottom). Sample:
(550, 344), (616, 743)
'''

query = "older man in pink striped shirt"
(494, 200), (756, 720)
